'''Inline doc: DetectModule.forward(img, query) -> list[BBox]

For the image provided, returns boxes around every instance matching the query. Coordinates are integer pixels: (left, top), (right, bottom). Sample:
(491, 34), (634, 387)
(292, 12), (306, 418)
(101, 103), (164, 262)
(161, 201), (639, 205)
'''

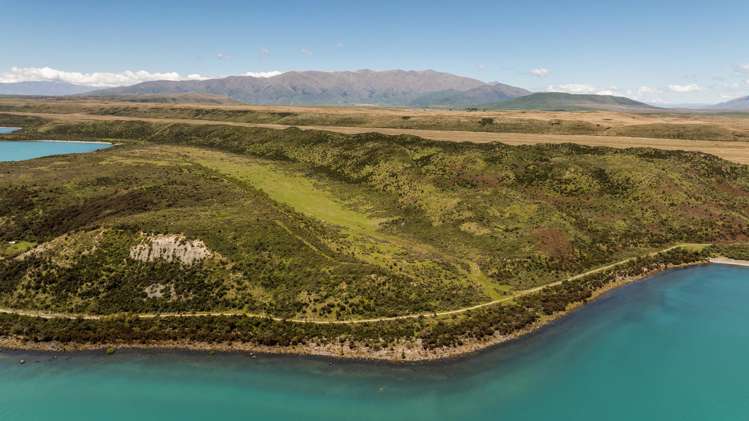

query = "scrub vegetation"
(2, 97), (749, 142)
(1, 114), (748, 358)
(712, 243), (749, 260)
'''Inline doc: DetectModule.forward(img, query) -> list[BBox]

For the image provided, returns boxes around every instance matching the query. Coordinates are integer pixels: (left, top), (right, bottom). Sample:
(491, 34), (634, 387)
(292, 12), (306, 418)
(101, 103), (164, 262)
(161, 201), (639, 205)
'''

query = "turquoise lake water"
(1, 264), (747, 420)
(0, 127), (20, 134)
(0, 140), (111, 162)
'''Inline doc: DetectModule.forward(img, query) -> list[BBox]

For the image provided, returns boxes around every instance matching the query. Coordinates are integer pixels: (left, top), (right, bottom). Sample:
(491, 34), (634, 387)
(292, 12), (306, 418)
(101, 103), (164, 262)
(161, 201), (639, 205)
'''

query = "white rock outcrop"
(130, 234), (211, 266)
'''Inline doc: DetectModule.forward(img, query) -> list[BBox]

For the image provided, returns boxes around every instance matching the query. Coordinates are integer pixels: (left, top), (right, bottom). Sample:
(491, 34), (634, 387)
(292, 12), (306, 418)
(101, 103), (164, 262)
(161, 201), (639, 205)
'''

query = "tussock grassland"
(2, 96), (749, 165)
(2, 96), (749, 141)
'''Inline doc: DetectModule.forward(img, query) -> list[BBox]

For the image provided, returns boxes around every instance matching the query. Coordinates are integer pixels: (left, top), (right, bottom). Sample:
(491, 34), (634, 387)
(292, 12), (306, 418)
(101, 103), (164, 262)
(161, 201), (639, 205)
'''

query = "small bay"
(0, 140), (111, 162)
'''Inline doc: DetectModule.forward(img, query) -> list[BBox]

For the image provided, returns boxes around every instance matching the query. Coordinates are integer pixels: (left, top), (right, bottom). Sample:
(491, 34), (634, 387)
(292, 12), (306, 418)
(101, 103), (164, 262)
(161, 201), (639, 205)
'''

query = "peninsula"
(1, 98), (748, 360)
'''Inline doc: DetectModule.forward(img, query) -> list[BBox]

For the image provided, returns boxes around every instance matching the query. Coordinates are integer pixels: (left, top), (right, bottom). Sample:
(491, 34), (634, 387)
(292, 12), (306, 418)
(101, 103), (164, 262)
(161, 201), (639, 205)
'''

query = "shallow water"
(0, 140), (111, 161)
(1, 264), (747, 420)
(0, 127), (20, 134)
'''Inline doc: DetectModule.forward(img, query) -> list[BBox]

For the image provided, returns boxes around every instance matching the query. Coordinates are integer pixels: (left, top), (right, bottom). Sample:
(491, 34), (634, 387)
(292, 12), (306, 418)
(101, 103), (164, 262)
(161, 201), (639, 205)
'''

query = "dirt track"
(0, 244), (702, 324)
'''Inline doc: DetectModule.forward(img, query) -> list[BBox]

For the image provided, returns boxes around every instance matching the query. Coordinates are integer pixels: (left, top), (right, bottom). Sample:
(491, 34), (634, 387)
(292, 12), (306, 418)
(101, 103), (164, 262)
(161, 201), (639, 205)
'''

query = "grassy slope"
(1, 118), (748, 354)
(1, 119), (748, 325)
(0, 145), (487, 319)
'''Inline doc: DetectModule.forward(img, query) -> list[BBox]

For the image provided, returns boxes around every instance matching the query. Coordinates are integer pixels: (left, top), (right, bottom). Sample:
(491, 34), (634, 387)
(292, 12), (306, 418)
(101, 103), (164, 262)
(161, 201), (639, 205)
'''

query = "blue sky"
(1, 0), (748, 103)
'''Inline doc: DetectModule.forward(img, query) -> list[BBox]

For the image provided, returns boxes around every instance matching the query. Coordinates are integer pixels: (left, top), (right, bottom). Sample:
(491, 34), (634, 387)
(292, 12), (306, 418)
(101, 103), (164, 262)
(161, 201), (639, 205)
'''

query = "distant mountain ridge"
(0, 81), (97, 96)
(410, 82), (531, 107)
(488, 92), (659, 111)
(88, 70), (530, 106)
(713, 95), (749, 111)
(5, 72), (744, 111)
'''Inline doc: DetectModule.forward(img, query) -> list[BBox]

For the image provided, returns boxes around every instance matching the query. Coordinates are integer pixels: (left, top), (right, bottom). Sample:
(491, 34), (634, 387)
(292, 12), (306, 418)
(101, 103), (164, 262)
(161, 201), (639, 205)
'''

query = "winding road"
(0, 244), (707, 325)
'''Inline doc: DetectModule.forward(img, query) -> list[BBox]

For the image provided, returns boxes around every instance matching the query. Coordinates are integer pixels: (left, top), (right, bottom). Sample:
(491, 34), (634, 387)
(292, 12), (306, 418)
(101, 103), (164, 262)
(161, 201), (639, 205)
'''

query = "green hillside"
(0, 119), (747, 354)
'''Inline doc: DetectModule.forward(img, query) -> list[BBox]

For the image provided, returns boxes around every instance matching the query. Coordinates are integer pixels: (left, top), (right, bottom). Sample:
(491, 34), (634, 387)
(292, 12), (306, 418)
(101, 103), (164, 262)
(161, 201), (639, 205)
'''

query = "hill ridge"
(488, 92), (658, 111)
(88, 69), (530, 106)
(714, 95), (749, 111)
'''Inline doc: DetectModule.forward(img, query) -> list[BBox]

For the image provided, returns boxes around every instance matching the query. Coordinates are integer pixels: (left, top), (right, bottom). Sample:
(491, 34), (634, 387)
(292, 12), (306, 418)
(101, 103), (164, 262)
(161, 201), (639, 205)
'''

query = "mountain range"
(0, 81), (97, 96)
(487, 92), (659, 111)
(88, 70), (530, 106)
(2, 70), (748, 112)
(408, 82), (531, 107)
(713, 96), (749, 111)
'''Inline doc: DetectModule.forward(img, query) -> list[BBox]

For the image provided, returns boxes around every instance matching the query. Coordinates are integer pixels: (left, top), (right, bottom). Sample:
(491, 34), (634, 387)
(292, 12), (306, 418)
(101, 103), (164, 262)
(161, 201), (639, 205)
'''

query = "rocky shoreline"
(0, 261), (715, 363)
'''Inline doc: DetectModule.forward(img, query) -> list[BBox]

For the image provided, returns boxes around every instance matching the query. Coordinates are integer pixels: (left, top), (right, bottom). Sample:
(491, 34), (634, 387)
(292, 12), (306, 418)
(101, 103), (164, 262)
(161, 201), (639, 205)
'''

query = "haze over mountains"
(2, 69), (748, 111)
(89, 70), (530, 106)
(714, 96), (749, 111)
(407, 81), (531, 107)
(492, 92), (659, 111)
(88, 69), (672, 111)
(90, 70), (661, 111)
(0, 81), (97, 96)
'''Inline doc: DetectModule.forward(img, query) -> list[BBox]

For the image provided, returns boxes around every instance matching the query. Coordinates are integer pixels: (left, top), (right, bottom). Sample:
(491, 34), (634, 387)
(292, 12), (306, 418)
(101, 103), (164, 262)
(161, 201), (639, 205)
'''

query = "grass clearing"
(184, 147), (387, 233)
(1, 241), (36, 258)
(178, 146), (497, 297)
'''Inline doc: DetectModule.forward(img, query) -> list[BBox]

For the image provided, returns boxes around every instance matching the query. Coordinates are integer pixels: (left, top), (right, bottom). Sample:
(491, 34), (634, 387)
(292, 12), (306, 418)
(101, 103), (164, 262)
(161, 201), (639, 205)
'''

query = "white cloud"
(737, 64), (749, 74)
(668, 84), (702, 93)
(637, 86), (659, 94)
(530, 67), (550, 77)
(547, 83), (596, 94)
(0, 66), (207, 87)
(630, 86), (664, 102)
(546, 84), (628, 97)
(596, 86), (629, 96)
(243, 71), (283, 78)
(216, 52), (229, 60)
(300, 48), (313, 56)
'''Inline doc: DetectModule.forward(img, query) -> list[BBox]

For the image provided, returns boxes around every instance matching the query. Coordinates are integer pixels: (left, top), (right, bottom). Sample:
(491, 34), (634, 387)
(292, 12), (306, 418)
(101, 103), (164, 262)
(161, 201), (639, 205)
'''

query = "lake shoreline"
(0, 139), (114, 162)
(0, 138), (113, 145)
(710, 257), (749, 267)
(0, 261), (720, 363)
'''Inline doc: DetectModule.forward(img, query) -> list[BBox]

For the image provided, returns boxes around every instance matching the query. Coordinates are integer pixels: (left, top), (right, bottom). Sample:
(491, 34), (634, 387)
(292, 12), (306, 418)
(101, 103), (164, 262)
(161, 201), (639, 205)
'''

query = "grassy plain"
(2, 96), (749, 164)
(4, 96), (749, 139)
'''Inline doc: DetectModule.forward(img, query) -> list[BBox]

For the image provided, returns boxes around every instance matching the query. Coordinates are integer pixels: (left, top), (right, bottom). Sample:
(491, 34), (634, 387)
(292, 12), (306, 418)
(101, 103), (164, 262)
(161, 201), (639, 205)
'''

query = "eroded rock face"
(130, 234), (212, 266)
